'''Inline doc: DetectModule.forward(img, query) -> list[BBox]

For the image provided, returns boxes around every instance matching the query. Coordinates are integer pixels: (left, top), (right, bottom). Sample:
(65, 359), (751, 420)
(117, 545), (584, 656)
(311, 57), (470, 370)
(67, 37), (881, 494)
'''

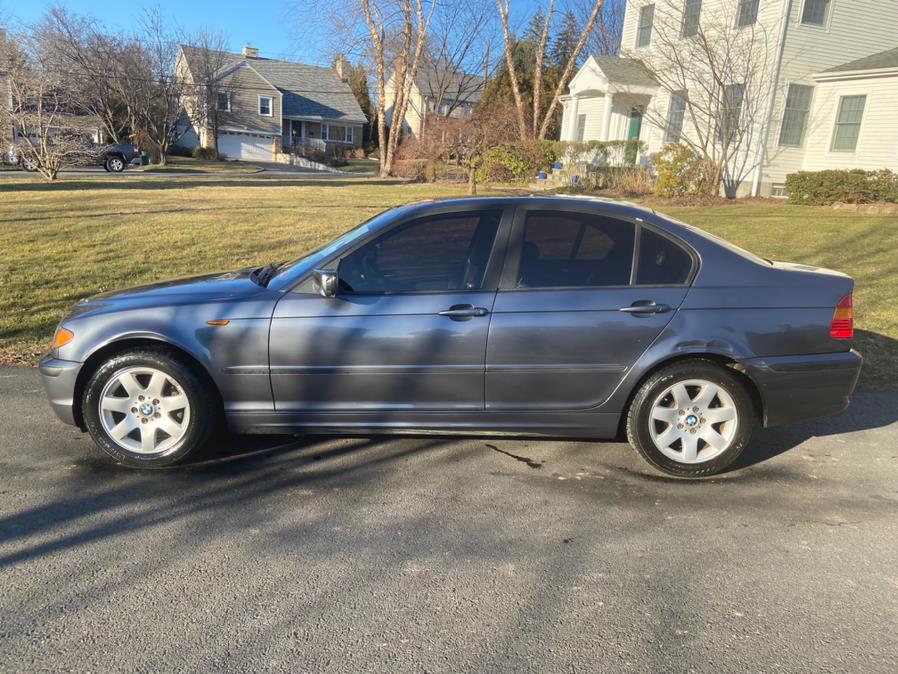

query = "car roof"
(396, 195), (658, 221)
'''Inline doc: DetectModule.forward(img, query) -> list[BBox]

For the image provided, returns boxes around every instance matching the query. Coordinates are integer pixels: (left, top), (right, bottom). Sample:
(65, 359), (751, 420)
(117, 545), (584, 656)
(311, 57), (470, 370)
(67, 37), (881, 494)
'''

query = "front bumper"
(39, 356), (84, 426)
(742, 349), (863, 427)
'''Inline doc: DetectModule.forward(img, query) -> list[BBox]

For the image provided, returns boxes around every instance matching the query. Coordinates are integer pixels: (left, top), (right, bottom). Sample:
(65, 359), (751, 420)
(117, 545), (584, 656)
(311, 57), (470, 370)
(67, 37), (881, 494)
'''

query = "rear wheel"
(626, 360), (754, 477)
(105, 155), (125, 172)
(82, 348), (220, 467)
(19, 157), (38, 172)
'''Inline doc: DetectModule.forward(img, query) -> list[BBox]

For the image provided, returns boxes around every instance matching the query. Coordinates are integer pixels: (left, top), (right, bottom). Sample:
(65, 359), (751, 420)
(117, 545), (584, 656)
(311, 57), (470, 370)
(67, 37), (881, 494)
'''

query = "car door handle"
(619, 301), (670, 315)
(438, 304), (489, 319)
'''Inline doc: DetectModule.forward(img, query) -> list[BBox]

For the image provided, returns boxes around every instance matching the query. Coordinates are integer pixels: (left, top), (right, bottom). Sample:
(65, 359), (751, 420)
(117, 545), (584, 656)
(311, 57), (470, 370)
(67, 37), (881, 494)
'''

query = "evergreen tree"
(551, 10), (581, 70)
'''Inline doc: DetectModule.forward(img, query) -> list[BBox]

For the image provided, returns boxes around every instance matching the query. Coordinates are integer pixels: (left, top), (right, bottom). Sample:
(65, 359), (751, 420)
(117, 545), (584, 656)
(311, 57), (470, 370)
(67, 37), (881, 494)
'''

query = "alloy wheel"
(648, 378), (739, 464)
(98, 366), (191, 455)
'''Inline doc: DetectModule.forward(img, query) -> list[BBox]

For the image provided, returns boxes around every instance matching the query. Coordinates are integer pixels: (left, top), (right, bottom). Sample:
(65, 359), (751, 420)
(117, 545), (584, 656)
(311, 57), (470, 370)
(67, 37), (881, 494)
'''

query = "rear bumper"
(39, 356), (83, 426)
(742, 350), (863, 427)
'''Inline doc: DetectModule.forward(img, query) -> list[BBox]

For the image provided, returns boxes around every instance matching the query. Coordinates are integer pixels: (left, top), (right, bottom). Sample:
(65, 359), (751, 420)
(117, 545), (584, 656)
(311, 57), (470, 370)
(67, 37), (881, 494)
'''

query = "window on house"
(801, 0), (831, 26)
(778, 83), (813, 146)
(636, 4), (655, 48)
(576, 114), (587, 141)
(516, 212), (636, 289)
(736, 0), (760, 27)
(831, 95), (866, 151)
(770, 184), (787, 198)
(664, 92), (687, 144)
(325, 125), (353, 143)
(216, 91), (231, 112)
(259, 96), (273, 117)
(681, 0), (702, 37)
(718, 83), (744, 143)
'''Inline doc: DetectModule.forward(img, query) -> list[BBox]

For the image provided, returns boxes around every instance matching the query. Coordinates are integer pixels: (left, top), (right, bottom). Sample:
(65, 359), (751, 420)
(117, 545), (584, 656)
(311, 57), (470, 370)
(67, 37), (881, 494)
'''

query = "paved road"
(1, 366), (896, 673)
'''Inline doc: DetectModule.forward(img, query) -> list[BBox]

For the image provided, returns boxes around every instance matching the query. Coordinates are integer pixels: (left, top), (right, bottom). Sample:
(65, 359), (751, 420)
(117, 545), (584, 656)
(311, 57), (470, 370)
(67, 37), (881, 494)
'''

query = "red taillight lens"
(830, 294), (854, 339)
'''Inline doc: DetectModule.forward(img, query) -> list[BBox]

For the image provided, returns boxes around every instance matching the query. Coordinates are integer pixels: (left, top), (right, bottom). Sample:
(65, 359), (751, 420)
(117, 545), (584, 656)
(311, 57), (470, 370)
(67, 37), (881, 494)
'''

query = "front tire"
(105, 156), (125, 172)
(82, 348), (220, 467)
(626, 360), (754, 477)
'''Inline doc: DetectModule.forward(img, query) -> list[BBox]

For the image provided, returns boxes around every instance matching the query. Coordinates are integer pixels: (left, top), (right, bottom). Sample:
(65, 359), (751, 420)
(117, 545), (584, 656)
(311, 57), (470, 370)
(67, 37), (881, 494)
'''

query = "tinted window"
(338, 211), (501, 293)
(636, 228), (693, 285)
(516, 212), (635, 288)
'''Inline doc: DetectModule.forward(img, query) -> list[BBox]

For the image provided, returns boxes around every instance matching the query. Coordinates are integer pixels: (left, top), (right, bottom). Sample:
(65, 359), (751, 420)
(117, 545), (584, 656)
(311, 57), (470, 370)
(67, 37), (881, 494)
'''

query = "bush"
(785, 169), (898, 205)
(392, 159), (442, 182)
(564, 166), (655, 196)
(192, 146), (221, 161)
(652, 144), (713, 197)
(550, 139), (646, 168)
(168, 145), (193, 158)
(477, 141), (553, 183)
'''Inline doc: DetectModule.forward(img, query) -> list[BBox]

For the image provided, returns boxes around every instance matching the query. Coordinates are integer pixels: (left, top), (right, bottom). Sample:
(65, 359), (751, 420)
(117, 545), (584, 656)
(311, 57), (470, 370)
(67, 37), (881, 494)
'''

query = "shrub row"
(785, 169), (898, 205)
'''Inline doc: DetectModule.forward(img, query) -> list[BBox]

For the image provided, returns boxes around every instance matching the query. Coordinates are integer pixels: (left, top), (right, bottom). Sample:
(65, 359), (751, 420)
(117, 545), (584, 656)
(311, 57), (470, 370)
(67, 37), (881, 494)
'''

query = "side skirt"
(226, 410), (622, 439)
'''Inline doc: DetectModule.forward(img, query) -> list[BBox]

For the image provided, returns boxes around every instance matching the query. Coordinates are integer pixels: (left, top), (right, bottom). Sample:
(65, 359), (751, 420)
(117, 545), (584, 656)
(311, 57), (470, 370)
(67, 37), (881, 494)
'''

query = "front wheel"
(82, 348), (220, 467)
(626, 360), (754, 477)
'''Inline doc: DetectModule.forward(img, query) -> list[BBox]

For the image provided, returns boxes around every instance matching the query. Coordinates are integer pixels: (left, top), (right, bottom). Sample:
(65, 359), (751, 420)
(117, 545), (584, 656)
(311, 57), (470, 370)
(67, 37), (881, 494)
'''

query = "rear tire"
(626, 360), (754, 477)
(82, 348), (221, 467)
(105, 155), (125, 172)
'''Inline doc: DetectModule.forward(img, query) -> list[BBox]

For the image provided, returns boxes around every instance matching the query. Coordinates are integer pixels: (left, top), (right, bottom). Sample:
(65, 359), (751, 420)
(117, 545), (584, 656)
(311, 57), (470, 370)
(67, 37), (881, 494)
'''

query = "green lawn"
(1, 174), (895, 388)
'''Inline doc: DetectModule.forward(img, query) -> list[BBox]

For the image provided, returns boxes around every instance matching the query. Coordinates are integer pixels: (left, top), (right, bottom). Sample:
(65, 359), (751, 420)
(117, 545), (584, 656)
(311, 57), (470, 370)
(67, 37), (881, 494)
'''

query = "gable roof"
(824, 46), (898, 74)
(591, 56), (658, 87)
(179, 46), (367, 123)
(413, 66), (486, 104)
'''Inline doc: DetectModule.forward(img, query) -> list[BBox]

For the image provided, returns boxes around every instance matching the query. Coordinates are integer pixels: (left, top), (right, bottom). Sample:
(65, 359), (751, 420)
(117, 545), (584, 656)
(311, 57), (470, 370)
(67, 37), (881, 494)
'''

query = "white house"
(384, 66), (486, 137)
(559, 1), (898, 196)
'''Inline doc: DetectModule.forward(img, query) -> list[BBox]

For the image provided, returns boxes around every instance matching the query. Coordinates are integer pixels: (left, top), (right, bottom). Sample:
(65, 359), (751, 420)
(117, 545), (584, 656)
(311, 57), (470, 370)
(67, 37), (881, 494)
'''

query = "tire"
(105, 155), (125, 172)
(626, 360), (754, 477)
(19, 158), (37, 172)
(82, 347), (221, 467)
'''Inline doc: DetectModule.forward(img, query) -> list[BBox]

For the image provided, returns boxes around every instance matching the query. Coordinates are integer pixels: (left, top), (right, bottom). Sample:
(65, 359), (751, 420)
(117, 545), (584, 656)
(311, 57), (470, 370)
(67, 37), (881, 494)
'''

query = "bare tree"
(180, 30), (234, 153)
(577, 0), (624, 57)
(496, 0), (606, 140)
(0, 28), (94, 181)
(630, 1), (777, 197)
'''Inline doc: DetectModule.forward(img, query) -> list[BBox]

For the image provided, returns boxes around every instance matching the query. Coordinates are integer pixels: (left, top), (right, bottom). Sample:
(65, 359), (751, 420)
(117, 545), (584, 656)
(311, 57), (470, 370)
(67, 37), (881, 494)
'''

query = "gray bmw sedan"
(40, 196), (862, 476)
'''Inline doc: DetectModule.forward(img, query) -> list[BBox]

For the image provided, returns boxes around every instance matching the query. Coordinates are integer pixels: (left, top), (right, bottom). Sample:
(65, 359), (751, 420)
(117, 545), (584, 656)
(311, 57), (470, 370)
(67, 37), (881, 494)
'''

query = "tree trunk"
(468, 167), (477, 195)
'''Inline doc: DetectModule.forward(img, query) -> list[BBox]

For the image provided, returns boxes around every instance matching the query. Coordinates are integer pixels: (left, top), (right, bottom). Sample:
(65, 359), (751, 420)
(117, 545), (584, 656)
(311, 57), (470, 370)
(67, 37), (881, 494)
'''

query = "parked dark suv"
(13, 142), (140, 173)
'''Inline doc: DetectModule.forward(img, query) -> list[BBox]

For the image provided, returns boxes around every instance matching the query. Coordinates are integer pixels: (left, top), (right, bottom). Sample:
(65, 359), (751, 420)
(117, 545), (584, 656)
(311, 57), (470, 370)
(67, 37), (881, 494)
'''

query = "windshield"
(267, 208), (397, 289)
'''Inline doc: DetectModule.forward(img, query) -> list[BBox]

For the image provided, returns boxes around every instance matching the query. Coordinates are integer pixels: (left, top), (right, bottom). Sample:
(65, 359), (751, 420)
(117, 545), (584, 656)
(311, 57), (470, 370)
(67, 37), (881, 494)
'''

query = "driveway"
(0, 366), (896, 672)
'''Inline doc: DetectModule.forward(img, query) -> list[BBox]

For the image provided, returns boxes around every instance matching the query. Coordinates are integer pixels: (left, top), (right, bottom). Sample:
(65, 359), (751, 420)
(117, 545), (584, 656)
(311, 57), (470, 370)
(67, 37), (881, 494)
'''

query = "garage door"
(218, 134), (274, 161)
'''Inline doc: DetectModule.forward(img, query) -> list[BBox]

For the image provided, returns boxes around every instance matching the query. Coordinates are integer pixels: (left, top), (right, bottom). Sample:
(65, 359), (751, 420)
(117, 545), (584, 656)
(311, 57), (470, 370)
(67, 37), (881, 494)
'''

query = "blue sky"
(2, 0), (313, 63)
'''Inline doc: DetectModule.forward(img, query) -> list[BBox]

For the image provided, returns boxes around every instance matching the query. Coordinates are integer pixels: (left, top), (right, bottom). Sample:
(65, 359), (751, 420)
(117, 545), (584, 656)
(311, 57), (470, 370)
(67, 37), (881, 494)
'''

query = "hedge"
(785, 169), (898, 205)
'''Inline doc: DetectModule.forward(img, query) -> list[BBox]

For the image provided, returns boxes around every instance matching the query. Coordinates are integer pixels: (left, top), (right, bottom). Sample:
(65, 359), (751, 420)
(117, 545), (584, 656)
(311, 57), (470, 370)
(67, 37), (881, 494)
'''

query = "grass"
(0, 174), (895, 388)
(339, 158), (380, 174)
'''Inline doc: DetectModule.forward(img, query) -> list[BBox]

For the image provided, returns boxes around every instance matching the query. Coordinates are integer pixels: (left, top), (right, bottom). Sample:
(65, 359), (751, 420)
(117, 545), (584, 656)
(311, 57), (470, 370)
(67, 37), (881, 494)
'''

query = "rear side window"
(636, 228), (693, 285)
(517, 211), (635, 288)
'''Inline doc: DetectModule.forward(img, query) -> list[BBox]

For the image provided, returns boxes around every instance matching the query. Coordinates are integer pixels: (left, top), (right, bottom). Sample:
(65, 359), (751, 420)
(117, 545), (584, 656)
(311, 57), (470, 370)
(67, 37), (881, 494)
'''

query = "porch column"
(566, 96), (580, 141)
(601, 93), (614, 141)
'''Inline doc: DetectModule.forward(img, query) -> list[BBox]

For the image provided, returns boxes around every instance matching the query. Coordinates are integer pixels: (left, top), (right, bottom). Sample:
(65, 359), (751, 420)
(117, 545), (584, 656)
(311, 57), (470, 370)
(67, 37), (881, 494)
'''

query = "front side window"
(832, 95), (866, 151)
(216, 91), (231, 112)
(736, 0), (760, 27)
(636, 4), (655, 48)
(664, 92), (687, 144)
(681, 0), (702, 37)
(778, 83), (814, 146)
(801, 0), (831, 26)
(516, 211), (635, 288)
(636, 228), (693, 285)
(338, 211), (502, 293)
(259, 96), (273, 117)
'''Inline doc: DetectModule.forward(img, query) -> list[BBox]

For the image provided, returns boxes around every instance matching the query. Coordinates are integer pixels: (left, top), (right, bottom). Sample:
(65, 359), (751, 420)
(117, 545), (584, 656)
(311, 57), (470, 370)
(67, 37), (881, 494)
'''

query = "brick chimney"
(334, 54), (348, 82)
(242, 44), (259, 59)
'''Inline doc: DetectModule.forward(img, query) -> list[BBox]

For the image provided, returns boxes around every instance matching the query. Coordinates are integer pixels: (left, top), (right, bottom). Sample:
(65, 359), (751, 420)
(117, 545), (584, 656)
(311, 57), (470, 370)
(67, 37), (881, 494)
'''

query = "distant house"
(384, 65), (486, 137)
(175, 45), (367, 162)
(559, 0), (898, 197)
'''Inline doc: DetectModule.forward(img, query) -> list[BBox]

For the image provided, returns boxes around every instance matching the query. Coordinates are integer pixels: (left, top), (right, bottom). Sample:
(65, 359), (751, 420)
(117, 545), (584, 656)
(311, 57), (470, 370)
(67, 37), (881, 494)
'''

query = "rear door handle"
(619, 301), (670, 315)
(438, 304), (489, 319)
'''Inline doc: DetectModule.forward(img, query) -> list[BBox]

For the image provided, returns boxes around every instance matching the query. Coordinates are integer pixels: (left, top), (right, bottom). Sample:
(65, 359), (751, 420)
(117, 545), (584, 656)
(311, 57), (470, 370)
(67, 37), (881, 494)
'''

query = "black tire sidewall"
(627, 361), (754, 477)
(82, 349), (213, 467)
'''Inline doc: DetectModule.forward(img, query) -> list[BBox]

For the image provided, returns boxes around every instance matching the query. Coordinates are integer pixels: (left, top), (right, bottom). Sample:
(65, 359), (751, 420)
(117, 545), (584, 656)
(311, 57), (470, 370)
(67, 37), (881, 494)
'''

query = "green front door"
(626, 108), (643, 165)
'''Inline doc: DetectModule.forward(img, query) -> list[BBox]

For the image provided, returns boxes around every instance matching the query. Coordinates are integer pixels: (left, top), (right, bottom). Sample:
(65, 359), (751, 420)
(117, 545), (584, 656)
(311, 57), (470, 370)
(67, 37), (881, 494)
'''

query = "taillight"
(830, 294), (854, 339)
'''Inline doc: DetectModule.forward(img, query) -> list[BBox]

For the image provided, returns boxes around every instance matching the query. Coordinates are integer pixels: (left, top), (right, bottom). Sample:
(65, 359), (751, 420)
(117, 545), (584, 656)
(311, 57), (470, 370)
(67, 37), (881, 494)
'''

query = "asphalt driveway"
(0, 366), (896, 672)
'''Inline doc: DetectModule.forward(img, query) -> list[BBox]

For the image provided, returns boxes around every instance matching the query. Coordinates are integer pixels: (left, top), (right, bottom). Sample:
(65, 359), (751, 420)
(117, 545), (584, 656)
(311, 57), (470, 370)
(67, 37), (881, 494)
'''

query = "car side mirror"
(312, 268), (338, 298)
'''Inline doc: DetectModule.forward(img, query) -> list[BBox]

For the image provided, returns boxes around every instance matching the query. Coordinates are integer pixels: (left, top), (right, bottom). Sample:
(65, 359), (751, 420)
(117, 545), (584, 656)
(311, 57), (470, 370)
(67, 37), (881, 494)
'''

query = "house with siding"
(559, 0), (898, 196)
(175, 45), (366, 162)
(384, 65), (486, 137)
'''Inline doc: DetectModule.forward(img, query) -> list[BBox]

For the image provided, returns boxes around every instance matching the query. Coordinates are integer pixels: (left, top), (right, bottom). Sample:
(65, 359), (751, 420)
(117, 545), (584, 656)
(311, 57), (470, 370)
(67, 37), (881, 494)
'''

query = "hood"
(87, 268), (264, 303)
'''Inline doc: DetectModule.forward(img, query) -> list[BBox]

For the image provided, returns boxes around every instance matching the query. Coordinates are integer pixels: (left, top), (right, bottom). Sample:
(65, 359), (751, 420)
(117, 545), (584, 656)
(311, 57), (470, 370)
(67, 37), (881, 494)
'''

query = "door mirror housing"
(312, 268), (338, 297)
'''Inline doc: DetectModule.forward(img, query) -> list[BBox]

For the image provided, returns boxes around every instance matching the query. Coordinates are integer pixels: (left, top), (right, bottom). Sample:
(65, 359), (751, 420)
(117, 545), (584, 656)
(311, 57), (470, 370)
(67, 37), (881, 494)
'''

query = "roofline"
(284, 115), (368, 124)
(814, 66), (898, 82)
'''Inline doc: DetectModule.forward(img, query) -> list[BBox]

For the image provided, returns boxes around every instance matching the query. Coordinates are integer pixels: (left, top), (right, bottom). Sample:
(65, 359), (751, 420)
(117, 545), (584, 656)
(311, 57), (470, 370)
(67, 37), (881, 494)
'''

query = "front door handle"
(438, 304), (489, 319)
(619, 301), (671, 315)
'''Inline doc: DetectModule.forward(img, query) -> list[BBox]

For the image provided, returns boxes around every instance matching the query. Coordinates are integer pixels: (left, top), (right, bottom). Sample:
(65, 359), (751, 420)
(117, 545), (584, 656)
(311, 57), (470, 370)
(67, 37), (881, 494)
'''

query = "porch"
(281, 118), (358, 156)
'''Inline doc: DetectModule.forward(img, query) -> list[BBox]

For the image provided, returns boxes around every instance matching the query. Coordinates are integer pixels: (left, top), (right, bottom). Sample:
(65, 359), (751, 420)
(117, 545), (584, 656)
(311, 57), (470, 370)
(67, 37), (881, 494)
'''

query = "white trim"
(813, 67), (898, 82)
(797, 0), (834, 30)
(219, 127), (281, 137)
(259, 95), (274, 117)
(828, 93), (867, 153)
